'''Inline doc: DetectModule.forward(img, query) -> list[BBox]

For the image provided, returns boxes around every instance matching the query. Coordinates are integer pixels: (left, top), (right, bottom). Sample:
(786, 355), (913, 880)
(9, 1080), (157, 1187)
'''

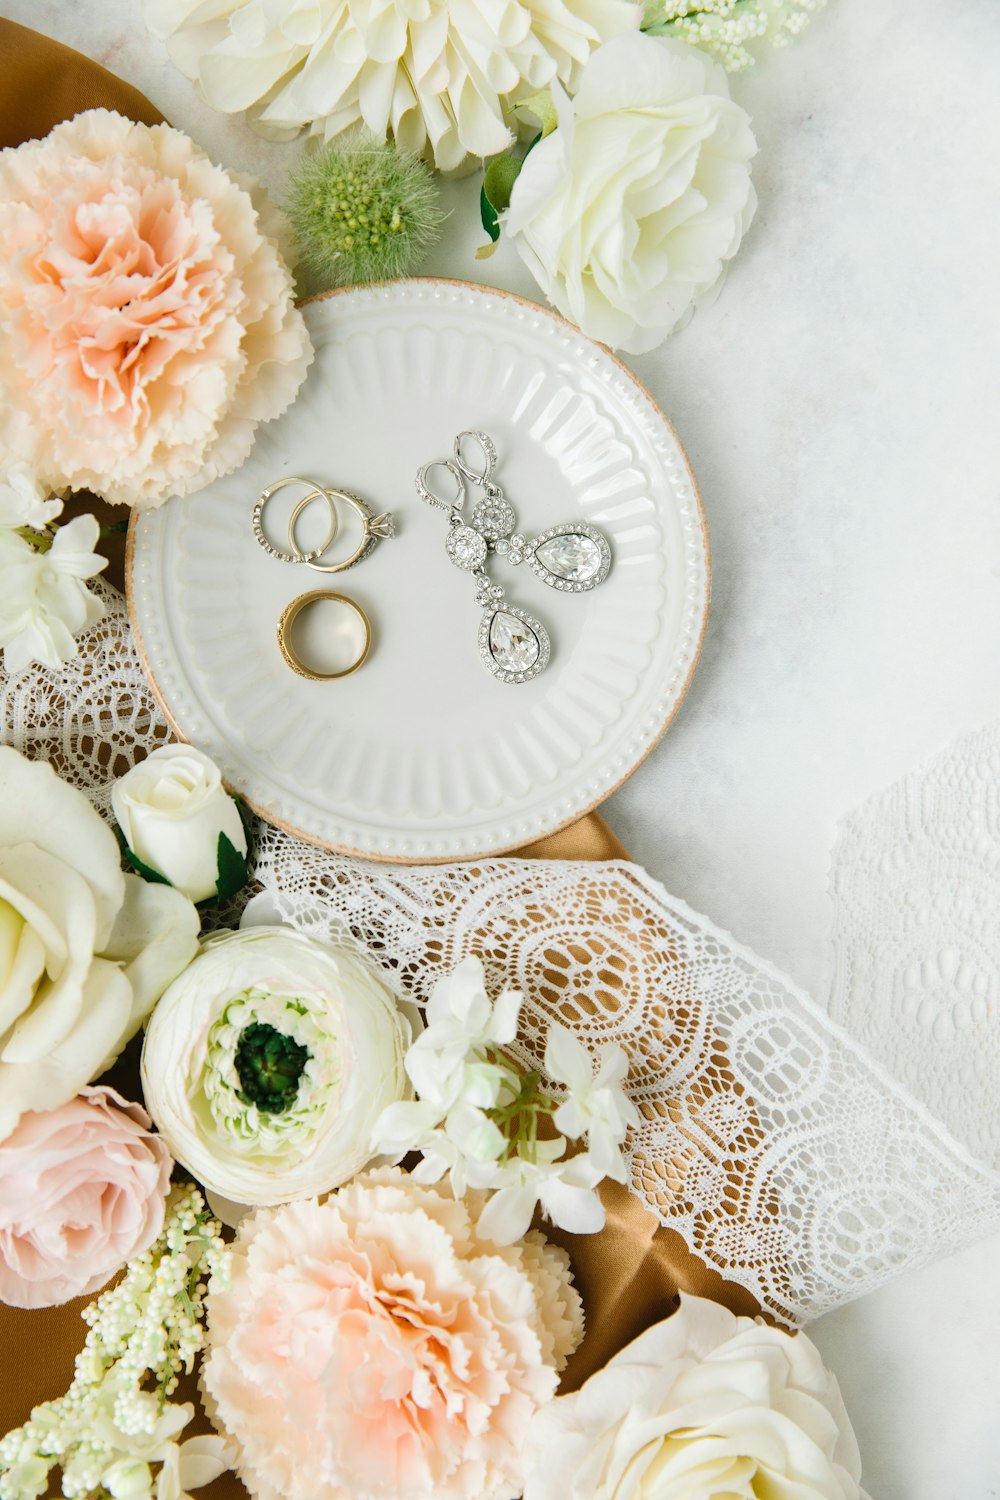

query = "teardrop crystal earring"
(415, 458), (551, 685)
(453, 430), (612, 593)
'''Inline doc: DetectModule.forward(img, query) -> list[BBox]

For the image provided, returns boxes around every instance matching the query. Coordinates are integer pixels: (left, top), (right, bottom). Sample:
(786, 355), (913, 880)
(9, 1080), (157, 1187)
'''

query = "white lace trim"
(3, 578), (999, 1324)
(827, 721), (1000, 1166)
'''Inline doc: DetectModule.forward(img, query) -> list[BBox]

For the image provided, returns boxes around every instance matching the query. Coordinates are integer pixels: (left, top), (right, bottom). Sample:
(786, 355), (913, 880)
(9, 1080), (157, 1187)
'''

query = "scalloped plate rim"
(126, 277), (710, 864)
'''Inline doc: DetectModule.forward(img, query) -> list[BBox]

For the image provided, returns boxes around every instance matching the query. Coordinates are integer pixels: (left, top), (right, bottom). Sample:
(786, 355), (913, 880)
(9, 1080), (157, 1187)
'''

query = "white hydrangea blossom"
(372, 956), (638, 1244)
(0, 1188), (234, 1500)
(0, 466), (63, 531)
(544, 1023), (639, 1183)
(0, 512), (106, 674)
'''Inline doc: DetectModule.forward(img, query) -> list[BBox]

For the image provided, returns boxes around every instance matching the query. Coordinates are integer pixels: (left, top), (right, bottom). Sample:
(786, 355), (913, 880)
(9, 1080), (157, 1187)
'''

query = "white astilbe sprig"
(641, 0), (827, 71)
(0, 1186), (234, 1500)
(372, 957), (638, 1244)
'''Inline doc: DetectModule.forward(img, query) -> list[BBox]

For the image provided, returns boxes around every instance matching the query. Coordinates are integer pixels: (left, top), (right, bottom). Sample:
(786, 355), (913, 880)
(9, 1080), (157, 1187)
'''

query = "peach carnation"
(0, 109), (312, 508)
(0, 1086), (172, 1309)
(201, 1167), (584, 1500)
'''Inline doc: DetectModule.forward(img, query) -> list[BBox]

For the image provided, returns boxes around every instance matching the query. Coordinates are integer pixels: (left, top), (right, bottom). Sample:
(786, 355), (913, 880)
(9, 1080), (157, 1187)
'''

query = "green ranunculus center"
(234, 1022), (310, 1114)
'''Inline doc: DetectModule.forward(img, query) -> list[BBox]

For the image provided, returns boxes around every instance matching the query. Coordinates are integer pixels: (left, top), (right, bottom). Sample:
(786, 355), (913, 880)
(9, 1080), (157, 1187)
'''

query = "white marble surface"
(3, 1), (1000, 1494)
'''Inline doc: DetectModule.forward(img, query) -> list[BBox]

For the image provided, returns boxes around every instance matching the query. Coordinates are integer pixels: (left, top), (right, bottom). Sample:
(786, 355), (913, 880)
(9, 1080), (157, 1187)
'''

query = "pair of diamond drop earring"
(415, 431), (612, 685)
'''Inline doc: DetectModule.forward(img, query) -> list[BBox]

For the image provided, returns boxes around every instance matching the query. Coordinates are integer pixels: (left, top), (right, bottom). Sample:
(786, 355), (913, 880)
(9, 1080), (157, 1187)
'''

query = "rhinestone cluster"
(528, 523), (612, 592)
(479, 604), (550, 684)
(446, 524), (488, 571)
(495, 532), (528, 565)
(470, 497), (516, 542)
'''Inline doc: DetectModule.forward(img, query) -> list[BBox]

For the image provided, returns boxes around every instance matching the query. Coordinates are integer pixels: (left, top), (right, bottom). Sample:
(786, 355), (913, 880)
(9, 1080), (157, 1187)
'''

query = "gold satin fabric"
(0, 19), (163, 146)
(0, 27), (761, 1493)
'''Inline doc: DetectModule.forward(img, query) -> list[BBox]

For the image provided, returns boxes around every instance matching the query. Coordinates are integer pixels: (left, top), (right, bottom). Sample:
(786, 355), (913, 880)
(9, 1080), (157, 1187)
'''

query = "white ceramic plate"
(128, 280), (709, 862)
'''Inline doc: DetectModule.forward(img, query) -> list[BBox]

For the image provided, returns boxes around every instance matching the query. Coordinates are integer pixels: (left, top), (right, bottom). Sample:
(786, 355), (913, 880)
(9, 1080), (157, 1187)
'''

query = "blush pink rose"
(0, 109), (312, 507)
(202, 1167), (584, 1500)
(0, 1086), (172, 1309)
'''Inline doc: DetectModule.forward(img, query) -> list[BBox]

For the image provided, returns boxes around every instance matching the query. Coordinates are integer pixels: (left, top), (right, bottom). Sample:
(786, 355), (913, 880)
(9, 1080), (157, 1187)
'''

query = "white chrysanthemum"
(141, 927), (414, 1205)
(144, 0), (642, 172)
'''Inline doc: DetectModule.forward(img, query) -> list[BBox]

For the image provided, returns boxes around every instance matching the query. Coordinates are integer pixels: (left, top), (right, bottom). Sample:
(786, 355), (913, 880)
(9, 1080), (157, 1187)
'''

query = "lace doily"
(4, 579), (1000, 1325)
(827, 722), (1000, 1166)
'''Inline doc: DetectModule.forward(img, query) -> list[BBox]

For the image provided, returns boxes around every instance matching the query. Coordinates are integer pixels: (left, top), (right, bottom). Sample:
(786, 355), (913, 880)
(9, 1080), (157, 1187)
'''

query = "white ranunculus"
(523, 1294), (867, 1500)
(0, 747), (200, 1141)
(112, 745), (249, 904)
(141, 926), (413, 1204)
(144, 0), (641, 172)
(505, 34), (757, 354)
(0, 466), (62, 530)
(0, 514), (107, 674)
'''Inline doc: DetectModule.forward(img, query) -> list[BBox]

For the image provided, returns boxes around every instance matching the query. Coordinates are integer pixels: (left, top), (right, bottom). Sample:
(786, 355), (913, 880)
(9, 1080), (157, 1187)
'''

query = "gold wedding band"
(288, 488), (395, 574)
(277, 590), (371, 680)
(254, 477), (339, 564)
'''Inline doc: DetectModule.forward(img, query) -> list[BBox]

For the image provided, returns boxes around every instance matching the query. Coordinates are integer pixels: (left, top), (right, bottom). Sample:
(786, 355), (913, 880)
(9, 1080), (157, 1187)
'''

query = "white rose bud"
(112, 744), (248, 903)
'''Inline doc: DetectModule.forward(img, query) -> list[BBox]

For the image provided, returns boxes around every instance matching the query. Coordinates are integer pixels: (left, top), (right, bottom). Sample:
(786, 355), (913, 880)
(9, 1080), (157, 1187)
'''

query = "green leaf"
(122, 846), (171, 886)
(213, 831), (250, 904)
(513, 89), (558, 138)
(480, 150), (525, 245)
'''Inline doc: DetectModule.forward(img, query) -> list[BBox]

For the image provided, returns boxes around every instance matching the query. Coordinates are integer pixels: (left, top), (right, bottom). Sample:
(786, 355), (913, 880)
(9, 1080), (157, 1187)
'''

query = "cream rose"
(113, 745), (249, 904)
(504, 34), (757, 354)
(523, 1293), (867, 1500)
(0, 747), (200, 1142)
(141, 926), (413, 1205)
(0, 1086), (172, 1308)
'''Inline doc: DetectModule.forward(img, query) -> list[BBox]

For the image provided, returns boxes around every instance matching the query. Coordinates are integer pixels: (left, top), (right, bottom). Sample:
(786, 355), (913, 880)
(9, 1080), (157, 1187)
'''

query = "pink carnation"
(0, 1086), (172, 1309)
(0, 109), (312, 507)
(202, 1167), (584, 1500)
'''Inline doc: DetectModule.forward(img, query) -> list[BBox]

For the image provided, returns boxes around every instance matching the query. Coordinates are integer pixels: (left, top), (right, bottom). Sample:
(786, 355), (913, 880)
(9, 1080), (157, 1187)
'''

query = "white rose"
(112, 745), (249, 903)
(523, 1294), (867, 1500)
(141, 926), (414, 1205)
(505, 34), (757, 354)
(0, 747), (200, 1141)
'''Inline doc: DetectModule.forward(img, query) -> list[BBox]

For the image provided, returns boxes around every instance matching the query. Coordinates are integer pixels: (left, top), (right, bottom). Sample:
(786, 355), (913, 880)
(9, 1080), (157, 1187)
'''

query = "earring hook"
(415, 459), (467, 517)
(453, 430), (498, 487)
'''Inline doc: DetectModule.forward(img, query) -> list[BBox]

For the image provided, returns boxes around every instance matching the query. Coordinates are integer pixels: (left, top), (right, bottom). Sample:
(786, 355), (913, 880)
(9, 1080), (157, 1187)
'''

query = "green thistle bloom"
(286, 134), (443, 289)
